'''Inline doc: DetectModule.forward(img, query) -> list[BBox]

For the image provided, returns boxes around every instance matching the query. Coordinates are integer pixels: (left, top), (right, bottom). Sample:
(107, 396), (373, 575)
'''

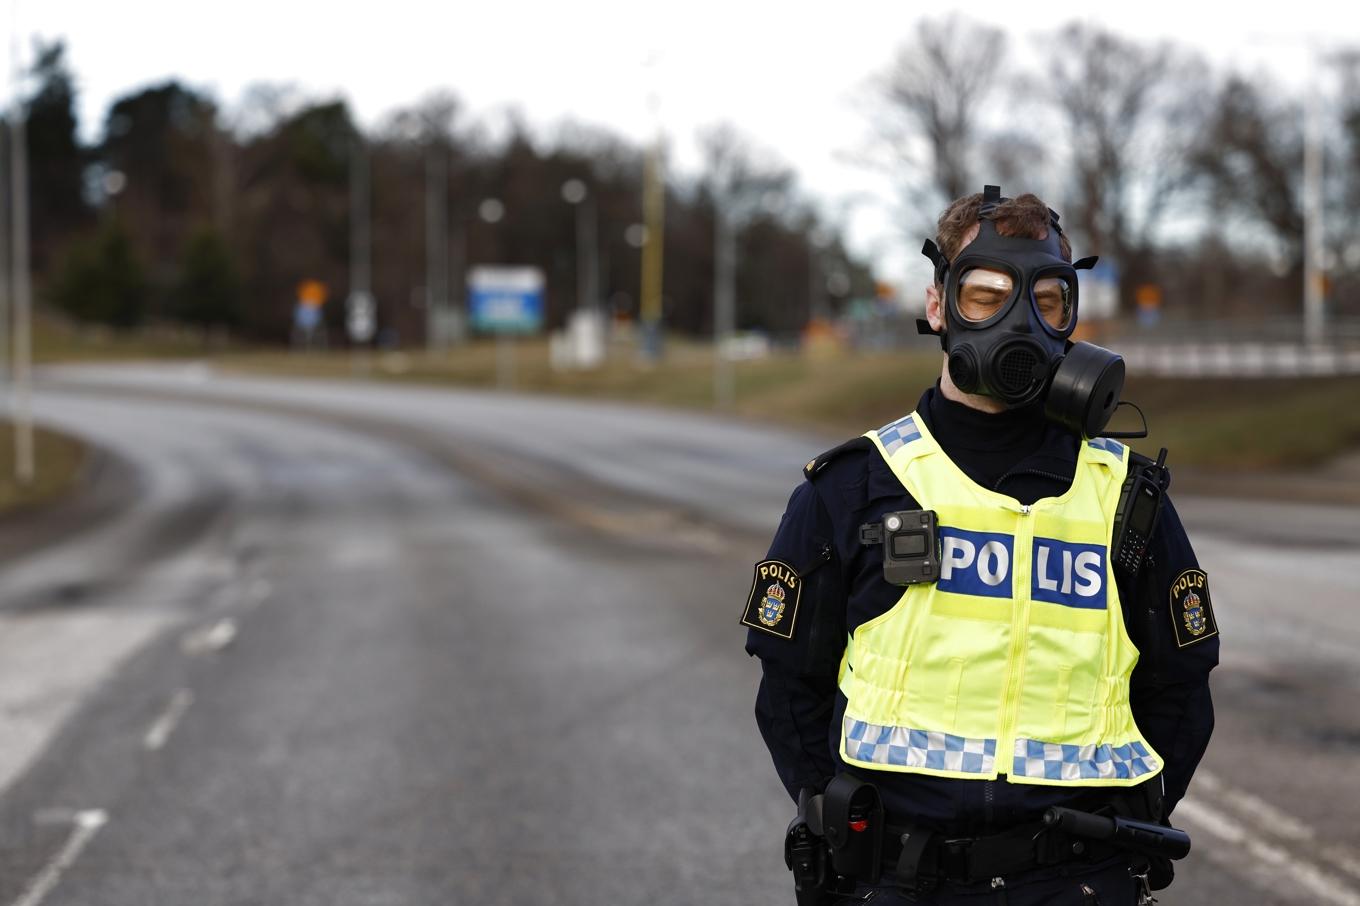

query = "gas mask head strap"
(918, 239), (949, 344)
(978, 184), (1008, 219)
(919, 186), (1008, 341)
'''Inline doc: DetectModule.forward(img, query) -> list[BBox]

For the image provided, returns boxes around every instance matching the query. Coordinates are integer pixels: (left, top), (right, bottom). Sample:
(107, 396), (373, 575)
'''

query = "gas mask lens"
(955, 269), (1073, 332)
(957, 268), (1014, 322)
(1034, 276), (1074, 331)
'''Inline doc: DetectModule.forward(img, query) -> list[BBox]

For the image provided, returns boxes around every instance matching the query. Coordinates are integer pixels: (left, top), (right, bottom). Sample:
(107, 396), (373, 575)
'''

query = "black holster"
(785, 789), (834, 906)
(822, 773), (885, 884)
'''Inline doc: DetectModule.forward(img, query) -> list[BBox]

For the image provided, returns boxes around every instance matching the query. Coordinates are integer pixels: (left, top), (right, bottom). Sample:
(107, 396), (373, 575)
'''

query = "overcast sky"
(19, 0), (1353, 291)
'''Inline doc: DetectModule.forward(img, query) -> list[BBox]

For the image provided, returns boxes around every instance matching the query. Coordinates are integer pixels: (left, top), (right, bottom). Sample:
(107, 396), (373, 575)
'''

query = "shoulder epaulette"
(1127, 447), (1173, 492)
(1128, 448), (1154, 470)
(803, 436), (874, 480)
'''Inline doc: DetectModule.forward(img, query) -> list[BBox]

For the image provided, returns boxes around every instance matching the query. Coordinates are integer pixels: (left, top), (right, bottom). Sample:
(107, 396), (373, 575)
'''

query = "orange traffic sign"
(297, 280), (329, 308)
(1135, 284), (1163, 311)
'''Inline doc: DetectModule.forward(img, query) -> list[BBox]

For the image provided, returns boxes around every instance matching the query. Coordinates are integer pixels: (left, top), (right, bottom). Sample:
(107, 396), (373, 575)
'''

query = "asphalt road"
(0, 363), (1355, 906)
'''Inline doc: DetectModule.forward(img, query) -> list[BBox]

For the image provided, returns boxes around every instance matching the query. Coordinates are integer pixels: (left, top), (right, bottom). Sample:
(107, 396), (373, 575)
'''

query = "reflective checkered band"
(844, 717), (996, 774)
(1086, 437), (1125, 457)
(1011, 738), (1158, 782)
(876, 415), (922, 455)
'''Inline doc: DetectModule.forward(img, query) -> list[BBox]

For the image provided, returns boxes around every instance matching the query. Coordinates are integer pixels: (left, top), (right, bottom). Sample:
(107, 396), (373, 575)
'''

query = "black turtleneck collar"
(913, 382), (1079, 501)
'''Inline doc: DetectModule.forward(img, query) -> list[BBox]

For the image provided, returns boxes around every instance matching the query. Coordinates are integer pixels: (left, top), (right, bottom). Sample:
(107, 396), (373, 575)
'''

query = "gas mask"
(919, 185), (1126, 439)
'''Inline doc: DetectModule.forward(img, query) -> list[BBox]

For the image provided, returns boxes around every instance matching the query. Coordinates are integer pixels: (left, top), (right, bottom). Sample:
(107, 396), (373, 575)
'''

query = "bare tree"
(1187, 74), (1303, 263)
(1043, 23), (1211, 309)
(981, 129), (1048, 197)
(873, 16), (1008, 214)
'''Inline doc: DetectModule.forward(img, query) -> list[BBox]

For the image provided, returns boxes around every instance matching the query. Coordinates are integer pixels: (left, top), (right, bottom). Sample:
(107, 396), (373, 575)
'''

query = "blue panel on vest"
(1086, 437), (1124, 457)
(937, 527), (1014, 599)
(1031, 537), (1108, 609)
(877, 415), (921, 455)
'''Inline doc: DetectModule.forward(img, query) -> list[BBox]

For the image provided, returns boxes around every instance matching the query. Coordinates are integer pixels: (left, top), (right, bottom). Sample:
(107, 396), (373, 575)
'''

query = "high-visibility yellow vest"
(837, 412), (1162, 787)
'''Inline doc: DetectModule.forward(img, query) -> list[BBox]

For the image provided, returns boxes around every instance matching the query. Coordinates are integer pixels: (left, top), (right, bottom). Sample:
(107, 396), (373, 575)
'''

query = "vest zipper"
(996, 502), (1034, 778)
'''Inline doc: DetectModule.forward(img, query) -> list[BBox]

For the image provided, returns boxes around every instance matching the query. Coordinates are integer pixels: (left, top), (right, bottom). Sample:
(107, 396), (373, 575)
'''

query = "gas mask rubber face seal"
(942, 217), (1077, 407)
(921, 186), (1126, 438)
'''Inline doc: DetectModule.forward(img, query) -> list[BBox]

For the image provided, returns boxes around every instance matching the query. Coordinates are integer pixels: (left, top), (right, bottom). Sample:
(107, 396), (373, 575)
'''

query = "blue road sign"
(295, 302), (322, 332)
(468, 266), (546, 334)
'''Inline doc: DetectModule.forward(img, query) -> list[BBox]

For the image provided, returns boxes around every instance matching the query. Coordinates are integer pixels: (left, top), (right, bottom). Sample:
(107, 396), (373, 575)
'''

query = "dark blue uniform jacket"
(745, 385), (1218, 835)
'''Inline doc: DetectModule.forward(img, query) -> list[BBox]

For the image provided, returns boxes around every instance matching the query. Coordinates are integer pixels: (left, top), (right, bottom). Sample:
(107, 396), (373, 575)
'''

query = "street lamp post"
(425, 139), (449, 354)
(561, 178), (599, 314)
(713, 205), (736, 408)
(640, 139), (665, 362)
(9, 49), (32, 486)
(347, 135), (376, 362)
(1303, 79), (1325, 347)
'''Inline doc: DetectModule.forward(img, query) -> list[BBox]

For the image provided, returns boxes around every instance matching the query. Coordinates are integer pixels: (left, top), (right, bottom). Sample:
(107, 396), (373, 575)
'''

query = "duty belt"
(882, 821), (1125, 890)
(786, 776), (1186, 903)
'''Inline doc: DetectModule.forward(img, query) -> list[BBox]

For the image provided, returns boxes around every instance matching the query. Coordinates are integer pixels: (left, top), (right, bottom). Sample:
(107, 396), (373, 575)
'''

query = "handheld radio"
(1111, 447), (1170, 581)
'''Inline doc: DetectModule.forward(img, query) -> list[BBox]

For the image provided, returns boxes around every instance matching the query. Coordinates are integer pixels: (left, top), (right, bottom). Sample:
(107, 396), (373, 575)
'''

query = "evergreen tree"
(26, 40), (90, 273)
(48, 221), (148, 328)
(171, 229), (241, 328)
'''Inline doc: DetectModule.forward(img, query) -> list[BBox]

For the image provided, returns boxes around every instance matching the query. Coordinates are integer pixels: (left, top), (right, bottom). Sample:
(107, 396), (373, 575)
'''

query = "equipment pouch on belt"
(822, 773), (885, 884)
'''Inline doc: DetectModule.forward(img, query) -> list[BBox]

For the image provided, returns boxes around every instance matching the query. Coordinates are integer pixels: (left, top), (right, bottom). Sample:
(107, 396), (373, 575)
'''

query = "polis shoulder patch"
(1170, 568), (1217, 648)
(740, 559), (803, 639)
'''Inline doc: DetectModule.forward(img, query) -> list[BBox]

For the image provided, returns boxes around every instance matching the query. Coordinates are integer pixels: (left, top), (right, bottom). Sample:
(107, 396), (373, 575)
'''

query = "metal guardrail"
(1111, 341), (1360, 377)
(842, 314), (1360, 376)
(1101, 317), (1360, 376)
(1099, 317), (1360, 346)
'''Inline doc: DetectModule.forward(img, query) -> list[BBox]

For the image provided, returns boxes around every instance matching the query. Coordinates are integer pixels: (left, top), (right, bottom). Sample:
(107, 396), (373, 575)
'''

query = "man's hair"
(934, 192), (1073, 282)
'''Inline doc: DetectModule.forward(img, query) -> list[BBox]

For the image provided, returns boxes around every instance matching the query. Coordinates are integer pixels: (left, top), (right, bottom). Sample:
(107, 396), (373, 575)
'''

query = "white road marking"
(1194, 769), (1360, 881)
(180, 618), (238, 655)
(10, 809), (107, 906)
(1195, 770), (1315, 840)
(1324, 847), (1360, 883)
(142, 689), (195, 751)
(1177, 797), (1360, 906)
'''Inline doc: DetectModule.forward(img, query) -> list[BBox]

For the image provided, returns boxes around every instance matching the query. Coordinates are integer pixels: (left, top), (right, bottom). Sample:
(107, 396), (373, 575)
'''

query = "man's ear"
(925, 283), (945, 333)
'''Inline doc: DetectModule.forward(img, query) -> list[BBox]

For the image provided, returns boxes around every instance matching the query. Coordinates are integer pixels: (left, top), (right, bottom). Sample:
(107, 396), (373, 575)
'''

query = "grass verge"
(0, 421), (90, 515)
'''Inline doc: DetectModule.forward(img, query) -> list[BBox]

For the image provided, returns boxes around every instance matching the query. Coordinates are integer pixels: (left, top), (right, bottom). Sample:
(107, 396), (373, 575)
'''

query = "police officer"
(742, 188), (1218, 904)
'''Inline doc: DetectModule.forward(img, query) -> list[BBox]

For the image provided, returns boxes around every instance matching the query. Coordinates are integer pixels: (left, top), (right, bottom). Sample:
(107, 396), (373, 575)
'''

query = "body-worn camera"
(859, 510), (940, 586)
